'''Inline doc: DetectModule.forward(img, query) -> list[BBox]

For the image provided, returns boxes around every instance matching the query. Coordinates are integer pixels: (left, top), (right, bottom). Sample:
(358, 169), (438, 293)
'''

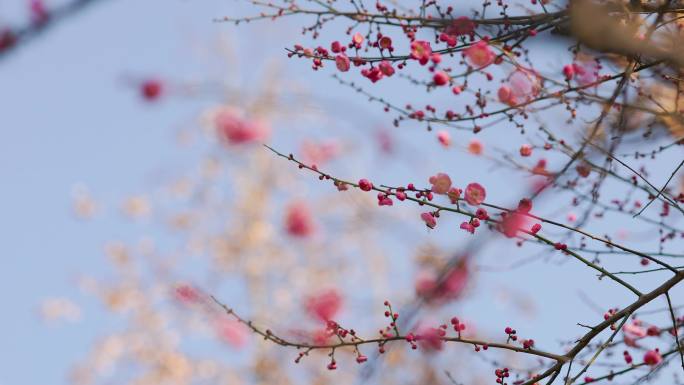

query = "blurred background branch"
(0, 0), (112, 61)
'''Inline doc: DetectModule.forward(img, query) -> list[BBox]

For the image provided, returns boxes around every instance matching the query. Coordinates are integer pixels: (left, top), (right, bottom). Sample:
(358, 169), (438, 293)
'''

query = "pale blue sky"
(1, 1), (683, 385)
(0, 1), (234, 383)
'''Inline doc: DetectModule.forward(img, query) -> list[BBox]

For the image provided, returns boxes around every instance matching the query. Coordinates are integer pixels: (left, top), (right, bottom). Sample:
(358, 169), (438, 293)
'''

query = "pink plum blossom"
(464, 183), (486, 205)
(214, 317), (249, 348)
(285, 201), (315, 237)
(410, 40), (432, 65)
(214, 107), (269, 145)
(305, 289), (343, 322)
(464, 41), (494, 68)
(429, 173), (452, 194)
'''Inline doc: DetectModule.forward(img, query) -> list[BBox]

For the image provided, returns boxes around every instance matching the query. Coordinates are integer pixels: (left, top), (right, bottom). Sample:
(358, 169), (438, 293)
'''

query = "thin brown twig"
(264, 144), (649, 295)
(665, 291), (684, 372)
(634, 159), (684, 217)
(209, 295), (568, 361)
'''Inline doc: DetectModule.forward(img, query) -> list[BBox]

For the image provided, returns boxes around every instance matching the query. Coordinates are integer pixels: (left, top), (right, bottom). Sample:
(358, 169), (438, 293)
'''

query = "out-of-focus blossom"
(214, 317), (249, 348)
(104, 286), (142, 312)
(624, 334), (638, 348)
(284, 201), (315, 238)
(499, 212), (529, 238)
(509, 70), (540, 100)
(437, 130), (451, 147)
(498, 69), (540, 106)
(213, 107), (269, 145)
(305, 289), (342, 322)
(414, 323), (444, 351)
(646, 325), (661, 336)
(311, 328), (333, 345)
(122, 195), (152, 219)
(468, 139), (483, 155)
(532, 158), (550, 176)
(414, 270), (437, 297)
(29, 0), (49, 25)
(104, 241), (130, 266)
(376, 129), (393, 153)
(173, 284), (203, 305)
(141, 79), (163, 101)
(40, 297), (82, 323)
(71, 184), (98, 219)
(445, 17), (475, 37)
(415, 261), (469, 303)
(300, 140), (340, 166)
(573, 56), (600, 86)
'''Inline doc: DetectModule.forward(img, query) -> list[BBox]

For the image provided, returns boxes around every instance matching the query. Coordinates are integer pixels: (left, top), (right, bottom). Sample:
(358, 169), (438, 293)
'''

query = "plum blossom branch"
(262, 144), (684, 295)
(210, 295), (568, 362)
(569, 312), (631, 384)
(524, 272), (684, 385)
(665, 292), (684, 372)
(634, 159), (684, 218)
(0, 0), (112, 61)
(209, 270), (683, 385)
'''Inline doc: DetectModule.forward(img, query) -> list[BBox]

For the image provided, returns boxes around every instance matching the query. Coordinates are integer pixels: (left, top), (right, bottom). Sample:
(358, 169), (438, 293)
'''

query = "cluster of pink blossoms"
(440, 17), (476, 46)
(416, 172), (488, 233)
(294, 23), (509, 94)
(621, 318), (667, 366)
(331, 33), (397, 83)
